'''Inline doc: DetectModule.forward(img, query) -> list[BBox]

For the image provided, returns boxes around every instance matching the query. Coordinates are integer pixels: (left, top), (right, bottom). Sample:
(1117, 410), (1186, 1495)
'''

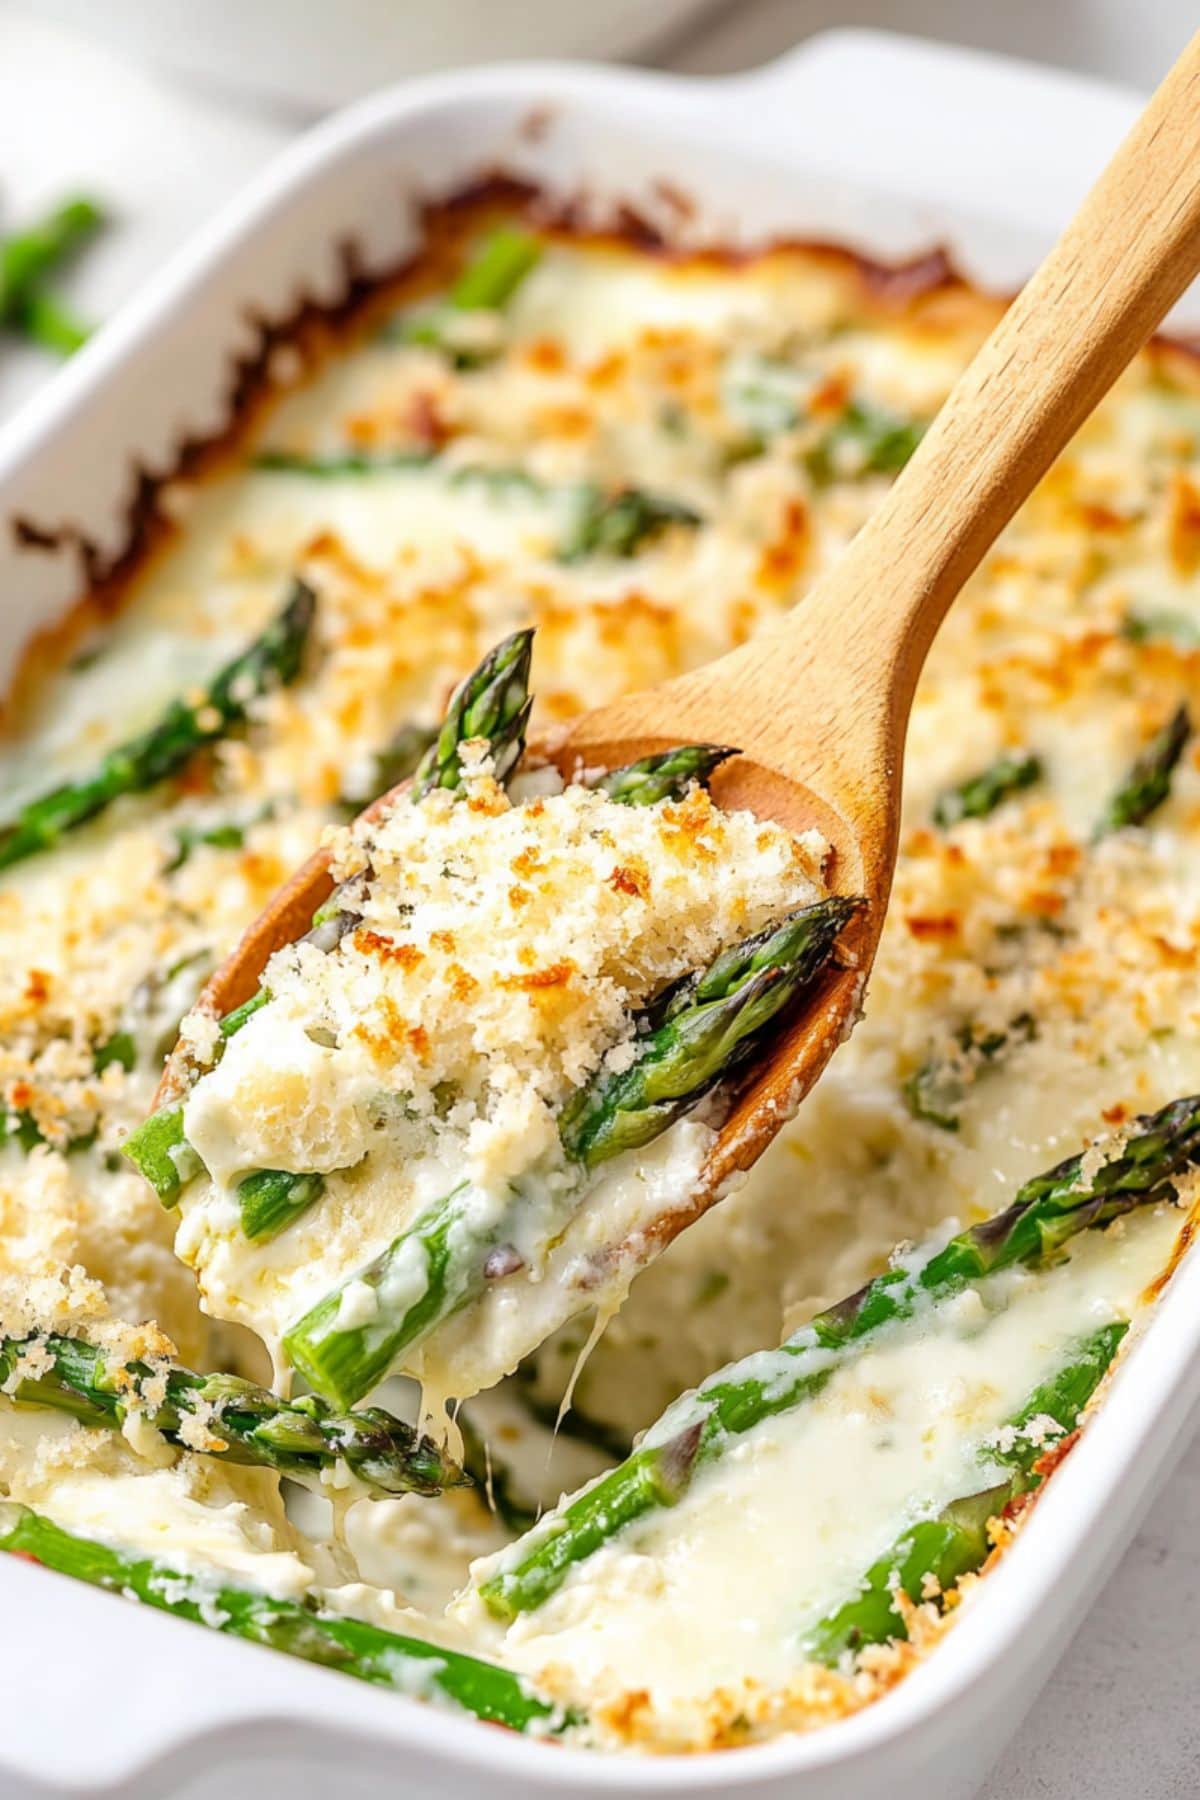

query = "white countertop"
(1, 6), (1196, 1796)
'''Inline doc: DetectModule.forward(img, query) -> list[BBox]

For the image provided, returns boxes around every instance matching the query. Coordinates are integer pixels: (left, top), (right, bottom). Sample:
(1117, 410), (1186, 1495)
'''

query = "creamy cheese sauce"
(465, 1205), (1179, 1738)
(0, 201), (1198, 1754)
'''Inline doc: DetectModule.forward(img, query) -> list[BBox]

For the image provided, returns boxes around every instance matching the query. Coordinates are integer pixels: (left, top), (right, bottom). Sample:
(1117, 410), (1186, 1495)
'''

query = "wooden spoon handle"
(695, 33), (1200, 805)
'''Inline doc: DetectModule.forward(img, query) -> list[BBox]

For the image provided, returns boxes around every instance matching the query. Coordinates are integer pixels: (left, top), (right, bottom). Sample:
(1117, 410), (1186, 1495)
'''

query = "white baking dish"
(1, 28), (1198, 1800)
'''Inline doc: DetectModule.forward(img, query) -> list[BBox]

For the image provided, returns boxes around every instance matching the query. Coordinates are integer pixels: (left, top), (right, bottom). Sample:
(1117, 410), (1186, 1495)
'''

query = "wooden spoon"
(166, 35), (1200, 1273)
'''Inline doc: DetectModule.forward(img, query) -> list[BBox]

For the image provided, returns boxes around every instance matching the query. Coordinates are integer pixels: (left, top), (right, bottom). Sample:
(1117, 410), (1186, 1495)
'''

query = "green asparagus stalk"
(17, 288), (92, 355)
(132, 742), (728, 1210)
(1, 198), (102, 309)
(0, 1019), (134, 1152)
(252, 448), (436, 477)
(0, 1110), (98, 1156)
(0, 1503), (565, 1733)
(122, 1001), (306, 1213)
(478, 1095), (1199, 1621)
(1, 197), (104, 354)
(123, 974), (255, 1201)
(932, 751), (1043, 829)
(903, 1013), (1036, 1132)
(589, 744), (737, 806)
(1120, 606), (1200, 649)
(0, 580), (315, 873)
(396, 227), (542, 364)
(458, 1413), (540, 1535)
(237, 1169), (327, 1242)
(805, 399), (926, 488)
(801, 1321), (1126, 1664)
(283, 895), (861, 1409)
(1093, 702), (1191, 836)
(511, 1368), (635, 1465)
(448, 464), (544, 499)
(283, 1181), (475, 1408)
(120, 1103), (198, 1201)
(558, 896), (862, 1168)
(0, 1331), (463, 1497)
(558, 486), (702, 563)
(93, 1030), (137, 1074)
(412, 628), (534, 797)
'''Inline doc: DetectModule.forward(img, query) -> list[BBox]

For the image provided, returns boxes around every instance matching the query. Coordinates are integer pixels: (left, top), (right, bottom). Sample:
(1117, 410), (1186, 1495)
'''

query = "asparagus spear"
(123, 1029), (323, 1219)
(1, 197), (104, 354)
(1120, 606), (1200, 649)
(0, 580), (315, 873)
(1093, 702), (1191, 836)
(93, 1030), (137, 1074)
(283, 895), (861, 1409)
(589, 744), (737, 806)
(1, 198), (102, 309)
(478, 1095), (1199, 1621)
(395, 227), (542, 364)
(131, 1099), (335, 1228)
(903, 1013), (1036, 1132)
(17, 288), (91, 356)
(0, 1331), (463, 1497)
(806, 399), (926, 488)
(801, 1321), (1126, 1664)
(0, 1110), (98, 1156)
(558, 486), (702, 563)
(412, 628), (534, 798)
(0, 1503), (565, 1733)
(932, 751), (1043, 829)
(458, 1414), (540, 1536)
(446, 228), (542, 311)
(283, 1181), (477, 1410)
(253, 449), (436, 477)
(230, 740), (733, 1273)
(0, 1025), (138, 1155)
(218, 989), (271, 1038)
(129, 742), (727, 1208)
(339, 723), (439, 811)
(449, 464), (544, 499)
(121, 1024), (320, 1218)
(559, 896), (862, 1169)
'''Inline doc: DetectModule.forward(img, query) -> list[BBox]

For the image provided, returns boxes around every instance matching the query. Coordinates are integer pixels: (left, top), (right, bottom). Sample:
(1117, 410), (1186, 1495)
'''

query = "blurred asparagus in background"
(0, 196), (106, 356)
